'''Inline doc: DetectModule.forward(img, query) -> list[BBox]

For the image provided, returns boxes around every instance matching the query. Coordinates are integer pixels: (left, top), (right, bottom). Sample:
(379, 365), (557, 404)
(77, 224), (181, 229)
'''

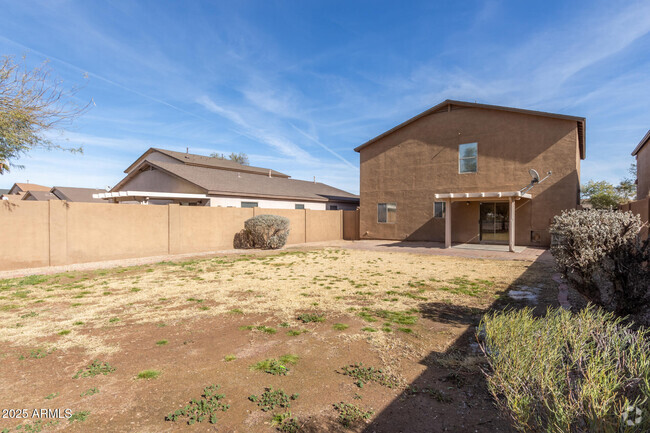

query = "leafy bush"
(550, 209), (650, 325)
(233, 214), (290, 250)
(480, 306), (650, 433)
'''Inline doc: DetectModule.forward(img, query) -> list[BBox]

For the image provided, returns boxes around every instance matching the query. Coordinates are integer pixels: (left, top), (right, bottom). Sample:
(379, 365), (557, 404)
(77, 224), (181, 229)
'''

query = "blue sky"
(1, 0), (649, 194)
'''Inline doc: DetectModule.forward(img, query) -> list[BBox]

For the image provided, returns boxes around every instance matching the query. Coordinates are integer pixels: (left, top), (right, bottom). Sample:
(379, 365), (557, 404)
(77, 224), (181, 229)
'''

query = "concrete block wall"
(0, 201), (344, 271)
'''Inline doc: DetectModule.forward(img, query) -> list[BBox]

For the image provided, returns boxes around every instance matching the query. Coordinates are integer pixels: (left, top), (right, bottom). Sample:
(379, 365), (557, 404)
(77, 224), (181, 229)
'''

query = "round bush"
(550, 209), (650, 324)
(233, 214), (290, 250)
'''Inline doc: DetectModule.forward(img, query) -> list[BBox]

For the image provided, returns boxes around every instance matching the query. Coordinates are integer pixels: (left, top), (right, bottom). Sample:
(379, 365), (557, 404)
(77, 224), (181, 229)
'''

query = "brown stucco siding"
(637, 145), (650, 200)
(359, 107), (581, 246)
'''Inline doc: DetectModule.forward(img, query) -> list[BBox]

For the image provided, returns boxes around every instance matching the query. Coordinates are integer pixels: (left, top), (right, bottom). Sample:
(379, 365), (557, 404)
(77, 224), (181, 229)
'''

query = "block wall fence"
(620, 197), (650, 240)
(0, 201), (346, 271)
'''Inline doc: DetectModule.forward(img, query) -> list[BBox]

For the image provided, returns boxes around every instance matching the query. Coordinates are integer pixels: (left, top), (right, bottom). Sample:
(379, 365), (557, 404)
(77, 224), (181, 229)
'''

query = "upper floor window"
(378, 202), (396, 223)
(241, 201), (258, 208)
(295, 204), (305, 209)
(459, 142), (478, 173)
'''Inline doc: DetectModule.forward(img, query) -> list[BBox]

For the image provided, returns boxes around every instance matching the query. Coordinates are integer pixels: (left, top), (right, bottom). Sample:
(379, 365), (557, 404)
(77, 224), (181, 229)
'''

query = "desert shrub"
(233, 228), (254, 249)
(550, 209), (650, 325)
(480, 306), (650, 433)
(233, 214), (290, 250)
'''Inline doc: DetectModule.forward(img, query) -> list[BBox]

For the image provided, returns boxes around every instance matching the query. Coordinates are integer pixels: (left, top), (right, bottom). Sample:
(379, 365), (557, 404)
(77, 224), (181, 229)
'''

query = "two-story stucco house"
(632, 130), (650, 200)
(354, 100), (586, 250)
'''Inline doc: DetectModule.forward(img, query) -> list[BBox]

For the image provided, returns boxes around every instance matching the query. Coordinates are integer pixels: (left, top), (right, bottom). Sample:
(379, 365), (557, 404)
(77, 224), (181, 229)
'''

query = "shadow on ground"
(358, 252), (557, 433)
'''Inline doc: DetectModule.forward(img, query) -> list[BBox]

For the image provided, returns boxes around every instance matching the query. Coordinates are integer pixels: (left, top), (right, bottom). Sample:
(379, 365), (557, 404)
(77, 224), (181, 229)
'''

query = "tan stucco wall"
(66, 202), (170, 263)
(253, 208), (307, 245)
(0, 201), (50, 269)
(0, 202), (344, 271)
(636, 144), (650, 200)
(306, 209), (343, 242)
(358, 107), (582, 246)
(178, 207), (255, 254)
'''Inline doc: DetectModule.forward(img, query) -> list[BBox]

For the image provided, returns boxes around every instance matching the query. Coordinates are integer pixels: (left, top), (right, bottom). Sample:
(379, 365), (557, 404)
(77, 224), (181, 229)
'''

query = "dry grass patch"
(0, 248), (551, 358)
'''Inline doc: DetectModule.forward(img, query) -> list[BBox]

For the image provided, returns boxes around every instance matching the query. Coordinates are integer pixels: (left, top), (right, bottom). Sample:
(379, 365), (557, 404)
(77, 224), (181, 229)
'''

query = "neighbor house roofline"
(353, 99), (587, 159)
(631, 130), (650, 156)
(112, 160), (209, 193)
(123, 148), (290, 178)
(111, 160), (358, 203)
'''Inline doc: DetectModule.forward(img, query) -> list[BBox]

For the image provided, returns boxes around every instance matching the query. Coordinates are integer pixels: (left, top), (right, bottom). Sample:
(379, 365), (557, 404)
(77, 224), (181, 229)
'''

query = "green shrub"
(550, 209), (650, 324)
(233, 214), (290, 250)
(480, 306), (650, 433)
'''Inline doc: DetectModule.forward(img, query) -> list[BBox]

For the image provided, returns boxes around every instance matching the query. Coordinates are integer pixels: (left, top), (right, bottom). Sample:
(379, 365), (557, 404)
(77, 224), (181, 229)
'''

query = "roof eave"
(631, 130), (650, 156)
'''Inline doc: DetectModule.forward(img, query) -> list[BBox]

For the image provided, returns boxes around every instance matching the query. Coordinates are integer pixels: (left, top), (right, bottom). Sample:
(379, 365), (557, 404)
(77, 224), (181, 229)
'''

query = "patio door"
(479, 202), (509, 243)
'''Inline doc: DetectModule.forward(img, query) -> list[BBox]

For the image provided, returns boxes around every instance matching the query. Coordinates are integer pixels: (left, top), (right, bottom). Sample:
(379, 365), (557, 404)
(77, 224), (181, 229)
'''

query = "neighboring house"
(354, 99), (586, 250)
(2, 183), (51, 202)
(632, 130), (650, 200)
(7, 183), (51, 195)
(94, 148), (359, 210)
(20, 186), (108, 203)
(22, 190), (60, 201)
(0, 189), (9, 196)
(50, 186), (108, 203)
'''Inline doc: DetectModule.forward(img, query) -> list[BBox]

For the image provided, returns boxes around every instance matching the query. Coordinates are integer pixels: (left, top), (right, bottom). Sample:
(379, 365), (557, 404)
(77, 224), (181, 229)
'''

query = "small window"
(434, 201), (446, 218)
(295, 204), (305, 209)
(459, 142), (478, 173)
(378, 203), (396, 223)
(241, 201), (258, 208)
(329, 205), (338, 210)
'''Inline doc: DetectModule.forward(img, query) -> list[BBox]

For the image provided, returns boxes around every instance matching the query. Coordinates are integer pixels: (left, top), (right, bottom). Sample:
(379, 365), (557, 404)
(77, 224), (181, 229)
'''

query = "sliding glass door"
(479, 202), (509, 243)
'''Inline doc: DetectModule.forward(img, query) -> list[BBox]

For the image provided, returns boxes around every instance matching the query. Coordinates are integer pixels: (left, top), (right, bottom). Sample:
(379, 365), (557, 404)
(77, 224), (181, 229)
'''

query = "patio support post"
(445, 198), (451, 248)
(508, 197), (515, 252)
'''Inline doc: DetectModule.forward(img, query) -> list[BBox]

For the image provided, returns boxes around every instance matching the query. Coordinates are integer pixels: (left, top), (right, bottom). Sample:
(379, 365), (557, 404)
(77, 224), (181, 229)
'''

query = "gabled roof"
(114, 160), (359, 203)
(631, 130), (650, 156)
(354, 99), (587, 159)
(124, 148), (291, 178)
(22, 190), (60, 201)
(8, 183), (50, 194)
(51, 186), (108, 203)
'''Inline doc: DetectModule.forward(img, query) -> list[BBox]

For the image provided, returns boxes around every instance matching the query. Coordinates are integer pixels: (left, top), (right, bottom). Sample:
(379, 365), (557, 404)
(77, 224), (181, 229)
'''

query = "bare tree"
(209, 151), (250, 166)
(0, 55), (92, 173)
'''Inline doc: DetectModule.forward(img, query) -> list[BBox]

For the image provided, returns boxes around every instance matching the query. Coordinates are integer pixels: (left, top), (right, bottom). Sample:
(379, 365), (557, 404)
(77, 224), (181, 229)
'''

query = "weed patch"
(68, 411), (89, 423)
(333, 402), (373, 427)
(137, 369), (161, 379)
(165, 384), (229, 425)
(340, 363), (398, 388)
(297, 313), (325, 323)
(249, 387), (299, 412)
(81, 387), (99, 397)
(73, 360), (115, 379)
(271, 412), (300, 433)
(251, 355), (299, 376)
(333, 323), (349, 331)
(240, 325), (277, 334)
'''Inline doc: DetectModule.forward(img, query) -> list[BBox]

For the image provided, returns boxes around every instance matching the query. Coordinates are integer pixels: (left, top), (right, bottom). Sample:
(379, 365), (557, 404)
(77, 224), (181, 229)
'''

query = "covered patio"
(433, 190), (532, 252)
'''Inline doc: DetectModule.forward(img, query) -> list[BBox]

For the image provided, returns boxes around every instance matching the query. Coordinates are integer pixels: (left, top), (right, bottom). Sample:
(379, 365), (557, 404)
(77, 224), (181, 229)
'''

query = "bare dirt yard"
(0, 247), (557, 433)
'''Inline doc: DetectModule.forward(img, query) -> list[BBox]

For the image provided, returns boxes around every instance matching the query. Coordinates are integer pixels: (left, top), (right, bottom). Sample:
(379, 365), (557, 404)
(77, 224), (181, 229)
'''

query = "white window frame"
(377, 202), (397, 224)
(459, 142), (478, 174)
(433, 201), (446, 218)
